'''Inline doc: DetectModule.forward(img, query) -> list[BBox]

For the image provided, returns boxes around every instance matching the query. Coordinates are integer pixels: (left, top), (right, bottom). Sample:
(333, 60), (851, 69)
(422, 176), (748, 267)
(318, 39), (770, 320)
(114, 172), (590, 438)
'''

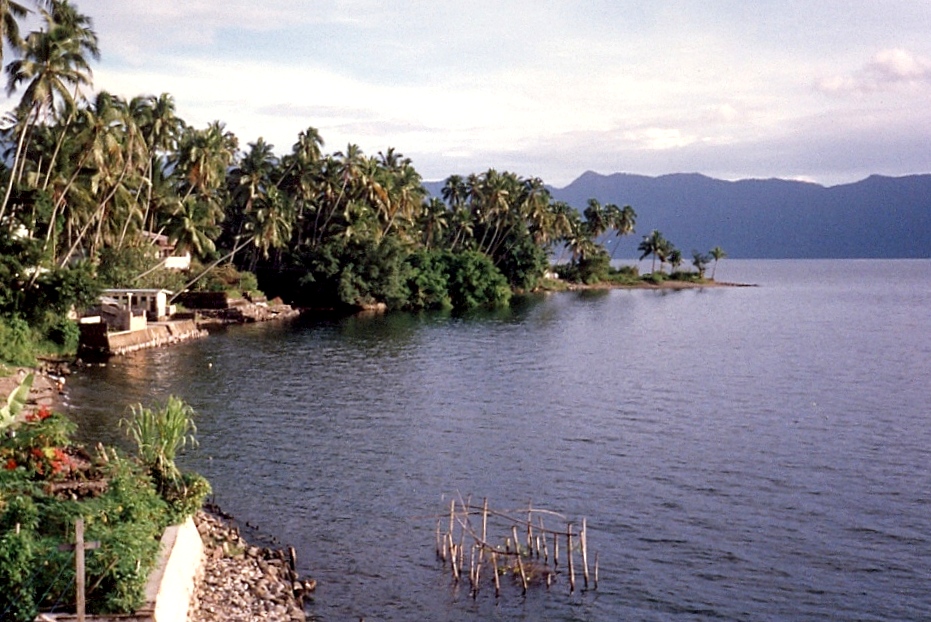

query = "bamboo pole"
(473, 547), (481, 598)
(553, 531), (559, 568)
(594, 552), (599, 589)
(516, 550), (528, 594)
(481, 498), (489, 564)
(492, 551), (501, 597)
(449, 499), (455, 544)
(526, 501), (534, 552)
(581, 517), (590, 589)
(436, 520), (443, 560)
(567, 523), (575, 593)
(450, 541), (459, 581)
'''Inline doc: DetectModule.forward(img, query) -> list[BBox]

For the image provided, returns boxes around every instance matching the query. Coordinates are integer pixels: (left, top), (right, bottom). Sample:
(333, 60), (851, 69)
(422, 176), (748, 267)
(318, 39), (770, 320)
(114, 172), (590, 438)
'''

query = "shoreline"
(555, 278), (757, 292)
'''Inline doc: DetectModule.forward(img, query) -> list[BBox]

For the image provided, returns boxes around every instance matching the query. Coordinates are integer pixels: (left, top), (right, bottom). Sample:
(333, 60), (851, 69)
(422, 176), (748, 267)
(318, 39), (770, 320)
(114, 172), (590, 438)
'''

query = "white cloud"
(4, 2), (928, 186)
(818, 48), (931, 94)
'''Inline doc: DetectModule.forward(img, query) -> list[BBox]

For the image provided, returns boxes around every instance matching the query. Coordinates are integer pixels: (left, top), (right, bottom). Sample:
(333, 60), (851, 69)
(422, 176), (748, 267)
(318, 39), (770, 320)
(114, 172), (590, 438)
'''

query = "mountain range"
(428, 172), (931, 258)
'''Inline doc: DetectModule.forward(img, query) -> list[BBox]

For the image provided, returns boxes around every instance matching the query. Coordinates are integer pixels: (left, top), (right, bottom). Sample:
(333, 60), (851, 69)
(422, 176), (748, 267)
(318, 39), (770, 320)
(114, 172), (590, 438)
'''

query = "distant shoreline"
(555, 279), (757, 292)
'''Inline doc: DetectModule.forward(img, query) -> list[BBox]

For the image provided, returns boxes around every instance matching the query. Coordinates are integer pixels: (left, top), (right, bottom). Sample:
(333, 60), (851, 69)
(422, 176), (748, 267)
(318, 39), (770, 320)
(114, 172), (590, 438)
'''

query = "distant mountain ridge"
(426, 172), (931, 258)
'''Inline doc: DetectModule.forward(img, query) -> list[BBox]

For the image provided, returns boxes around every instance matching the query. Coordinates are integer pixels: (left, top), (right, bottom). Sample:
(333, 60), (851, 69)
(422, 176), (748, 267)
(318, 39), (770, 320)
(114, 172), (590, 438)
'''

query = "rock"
(187, 510), (312, 622)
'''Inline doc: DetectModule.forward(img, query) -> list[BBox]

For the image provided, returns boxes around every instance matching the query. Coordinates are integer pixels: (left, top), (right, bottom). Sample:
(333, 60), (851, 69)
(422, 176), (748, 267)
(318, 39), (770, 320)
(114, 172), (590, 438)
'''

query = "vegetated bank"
(0, 376), (314, 621)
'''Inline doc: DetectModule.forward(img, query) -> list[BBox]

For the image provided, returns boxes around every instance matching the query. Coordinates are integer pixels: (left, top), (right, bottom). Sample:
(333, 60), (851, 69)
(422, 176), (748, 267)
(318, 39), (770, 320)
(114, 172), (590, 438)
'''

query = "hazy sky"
(28, 1), (931, 186)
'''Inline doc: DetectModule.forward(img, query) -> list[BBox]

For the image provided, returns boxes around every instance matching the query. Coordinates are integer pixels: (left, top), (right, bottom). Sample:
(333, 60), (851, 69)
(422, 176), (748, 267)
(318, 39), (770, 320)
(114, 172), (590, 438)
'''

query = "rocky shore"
(188, 508), (316, 622)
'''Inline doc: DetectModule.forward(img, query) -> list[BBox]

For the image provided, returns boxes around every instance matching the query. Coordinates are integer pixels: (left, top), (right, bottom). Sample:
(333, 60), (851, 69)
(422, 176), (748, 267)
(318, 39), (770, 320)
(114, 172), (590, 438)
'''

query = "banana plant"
(1, 373), (33, 433)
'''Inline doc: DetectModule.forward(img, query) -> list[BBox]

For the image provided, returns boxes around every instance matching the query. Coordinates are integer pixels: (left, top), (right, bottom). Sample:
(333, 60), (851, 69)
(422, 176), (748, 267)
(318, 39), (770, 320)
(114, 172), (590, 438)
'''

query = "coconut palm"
(0, 0), (29, 65)
(418, 197), (448, 249)
(710, 245), (727, 279)
(1, 0), (97, 223)
(638, 229), (668, 274)
(583, 198), (608, 239)
(606, 203), (637, 259)
(692, 250), (711, 278)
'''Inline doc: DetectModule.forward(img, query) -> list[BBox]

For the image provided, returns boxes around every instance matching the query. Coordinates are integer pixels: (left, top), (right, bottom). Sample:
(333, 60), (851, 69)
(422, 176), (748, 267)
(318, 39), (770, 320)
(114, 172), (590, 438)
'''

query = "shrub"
(445, 251), (512, 309)
(121, 396), (209, 522)
(576, 248), (611, 284)
(0, 317), (36, 367)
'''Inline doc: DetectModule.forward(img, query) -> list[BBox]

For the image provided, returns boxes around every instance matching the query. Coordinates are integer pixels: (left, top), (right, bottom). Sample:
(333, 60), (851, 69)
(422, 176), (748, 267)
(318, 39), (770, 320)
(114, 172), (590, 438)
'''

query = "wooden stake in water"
(594, 551), (600, 589)
(481, 498), (488, 547)
(492, 551), (501, 597)
(526, 501), (534, 552)
(567, 523), (575, 593)
(553, 531), (559, 568)
(516, 550), (528, 594)
(581, 517), (590, 589)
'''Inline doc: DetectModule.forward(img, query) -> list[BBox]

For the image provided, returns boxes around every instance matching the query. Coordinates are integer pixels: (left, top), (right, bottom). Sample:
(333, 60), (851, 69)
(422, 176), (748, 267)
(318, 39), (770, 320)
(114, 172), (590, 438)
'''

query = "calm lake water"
(65, 260), (931, 621)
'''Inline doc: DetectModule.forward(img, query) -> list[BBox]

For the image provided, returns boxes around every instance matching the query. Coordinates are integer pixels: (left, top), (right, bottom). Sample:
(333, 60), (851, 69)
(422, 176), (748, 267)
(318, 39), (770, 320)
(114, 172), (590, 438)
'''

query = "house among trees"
(85, 289), (174, 333)
(143, 232), (191, 270)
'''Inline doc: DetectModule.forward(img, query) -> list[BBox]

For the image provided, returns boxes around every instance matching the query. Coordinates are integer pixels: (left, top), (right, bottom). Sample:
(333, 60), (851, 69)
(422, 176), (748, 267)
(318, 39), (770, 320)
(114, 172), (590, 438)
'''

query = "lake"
(64, 260), (931, 621)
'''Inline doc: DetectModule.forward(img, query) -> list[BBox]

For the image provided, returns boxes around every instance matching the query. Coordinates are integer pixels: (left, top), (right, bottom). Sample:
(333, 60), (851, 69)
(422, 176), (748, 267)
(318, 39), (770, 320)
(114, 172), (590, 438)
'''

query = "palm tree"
(710, 245), (727, 280)
(637, 229), (667, 274)
(606, 203), (636, 259)
(0, 0), (29, 65)
(691, 250), (711, 278)
(582, 198), (608, 240)
(669, 248), (683, 273)
(164, 195), (219, 260)
(1, 0), (97, 223)
(418, 197), (448, 249)
(441, 174), (467, 209)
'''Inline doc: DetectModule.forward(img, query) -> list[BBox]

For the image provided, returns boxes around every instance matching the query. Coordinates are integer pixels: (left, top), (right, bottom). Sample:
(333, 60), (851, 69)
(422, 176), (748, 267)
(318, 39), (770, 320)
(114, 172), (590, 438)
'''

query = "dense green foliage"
(0, 388), (208, 620)
(0, 0), (725, 368)
(121, 395), (210, 522)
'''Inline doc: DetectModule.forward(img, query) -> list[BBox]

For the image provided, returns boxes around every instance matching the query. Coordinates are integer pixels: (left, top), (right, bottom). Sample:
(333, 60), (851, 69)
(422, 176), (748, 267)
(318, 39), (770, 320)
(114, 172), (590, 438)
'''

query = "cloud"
(818, 48), (931, 94)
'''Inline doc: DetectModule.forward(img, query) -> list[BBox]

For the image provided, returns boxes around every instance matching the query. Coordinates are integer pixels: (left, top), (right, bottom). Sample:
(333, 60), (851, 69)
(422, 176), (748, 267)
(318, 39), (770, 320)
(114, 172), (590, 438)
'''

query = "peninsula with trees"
(0, 0), (733, 370)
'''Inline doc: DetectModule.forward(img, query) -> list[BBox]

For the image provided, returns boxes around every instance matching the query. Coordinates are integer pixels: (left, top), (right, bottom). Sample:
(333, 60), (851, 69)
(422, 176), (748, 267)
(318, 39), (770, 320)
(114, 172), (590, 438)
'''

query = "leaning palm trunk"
(168, 235), (254, 304)
(0, 107), (37, 226)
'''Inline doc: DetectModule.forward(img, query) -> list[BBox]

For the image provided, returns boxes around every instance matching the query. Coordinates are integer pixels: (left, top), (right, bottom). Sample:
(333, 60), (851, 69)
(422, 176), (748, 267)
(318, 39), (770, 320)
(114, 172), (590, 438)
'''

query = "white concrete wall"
(151, 516), (204, 622)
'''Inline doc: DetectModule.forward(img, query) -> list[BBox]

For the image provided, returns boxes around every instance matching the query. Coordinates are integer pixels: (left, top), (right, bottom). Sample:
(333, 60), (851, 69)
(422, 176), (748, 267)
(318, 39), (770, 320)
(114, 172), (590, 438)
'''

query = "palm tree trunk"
(168, 235), (254, 303)
(0, 107), (36, 226)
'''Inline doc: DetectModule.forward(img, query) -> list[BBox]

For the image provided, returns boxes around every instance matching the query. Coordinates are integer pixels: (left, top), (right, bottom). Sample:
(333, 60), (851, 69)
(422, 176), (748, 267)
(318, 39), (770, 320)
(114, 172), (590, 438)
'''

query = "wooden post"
(553, 531), (559, 568)
(526, 501), (533, 552)
(581, 518), (590, 589)
(59, 518), (100, 622)
(594, 552), (599, 589)
(491, 551), (501, 597)
(516, 551), (528, 594)
(481, 498), (488, 564)
(567, 524), (575, 593)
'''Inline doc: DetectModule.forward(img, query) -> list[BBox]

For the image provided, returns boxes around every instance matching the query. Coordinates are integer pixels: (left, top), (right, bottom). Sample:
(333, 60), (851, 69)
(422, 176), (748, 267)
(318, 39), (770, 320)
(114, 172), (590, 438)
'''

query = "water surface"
(66, 260), (931, 621)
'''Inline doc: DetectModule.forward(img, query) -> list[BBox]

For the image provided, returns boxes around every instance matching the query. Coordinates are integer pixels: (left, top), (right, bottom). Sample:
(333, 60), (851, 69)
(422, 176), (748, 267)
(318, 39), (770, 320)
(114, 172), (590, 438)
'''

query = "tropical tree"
(669, 248), (683, 273)
(1, 0), (98, 225)
(0, 0), (28, 66)
(692, 250), (711, 278)
(710, 245), (727, 279)
(637, 229), (668, 274)
(606, 203), (637, 259)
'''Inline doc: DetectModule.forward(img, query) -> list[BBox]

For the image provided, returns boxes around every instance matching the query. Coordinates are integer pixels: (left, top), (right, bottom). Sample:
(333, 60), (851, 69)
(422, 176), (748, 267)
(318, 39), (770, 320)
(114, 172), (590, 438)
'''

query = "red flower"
(4, 458), (16, 470)
(25, 413), (37, 422)
(31, 448), (44, 459)
(37, 406), (51, 420)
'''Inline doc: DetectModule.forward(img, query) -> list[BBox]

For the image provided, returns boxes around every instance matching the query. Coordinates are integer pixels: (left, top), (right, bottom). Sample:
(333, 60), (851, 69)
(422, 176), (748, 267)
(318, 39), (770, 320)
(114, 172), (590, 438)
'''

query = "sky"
(12, 1), (931, 187)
